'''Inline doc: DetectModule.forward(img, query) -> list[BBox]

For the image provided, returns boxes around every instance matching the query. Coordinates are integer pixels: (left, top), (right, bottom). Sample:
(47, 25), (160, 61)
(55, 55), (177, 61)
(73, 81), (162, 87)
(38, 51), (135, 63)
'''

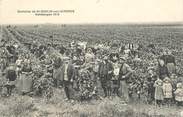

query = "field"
(13, 24), (183, 62)
(1, 24), (183, 117)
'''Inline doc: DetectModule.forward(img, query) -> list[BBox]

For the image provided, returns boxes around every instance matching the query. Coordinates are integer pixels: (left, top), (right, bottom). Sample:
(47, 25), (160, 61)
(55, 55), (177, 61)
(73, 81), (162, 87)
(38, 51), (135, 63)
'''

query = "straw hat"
(87, 48), (93, 53)
(163, 77), (171, 83)
(62, 56), (70, 61)
(120, 56), (126, 61)
(176, 83), (182, 88)
(102, 54), (109, 59)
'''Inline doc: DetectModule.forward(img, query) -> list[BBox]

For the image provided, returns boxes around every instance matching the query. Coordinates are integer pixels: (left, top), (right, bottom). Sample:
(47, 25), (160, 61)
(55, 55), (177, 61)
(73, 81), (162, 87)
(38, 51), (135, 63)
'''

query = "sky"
(0, 0), (183, 24)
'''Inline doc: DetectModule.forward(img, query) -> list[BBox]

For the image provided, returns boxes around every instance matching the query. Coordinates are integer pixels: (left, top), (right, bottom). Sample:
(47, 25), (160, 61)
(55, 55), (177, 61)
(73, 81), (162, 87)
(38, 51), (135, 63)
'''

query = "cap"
(62, 56), (70, 61)
(120, 56), (126, 61)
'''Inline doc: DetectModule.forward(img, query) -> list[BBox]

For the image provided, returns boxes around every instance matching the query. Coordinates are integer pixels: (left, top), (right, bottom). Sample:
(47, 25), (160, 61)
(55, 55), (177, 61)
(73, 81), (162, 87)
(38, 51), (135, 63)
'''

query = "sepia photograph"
(0, 0), (183, 117)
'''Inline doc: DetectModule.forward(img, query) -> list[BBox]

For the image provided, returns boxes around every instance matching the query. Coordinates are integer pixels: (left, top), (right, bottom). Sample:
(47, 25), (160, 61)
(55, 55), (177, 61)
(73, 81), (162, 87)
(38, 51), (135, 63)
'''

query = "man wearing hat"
(85, 48), (95, 64)
(119, 56), (133, 102)
(98, 54), (113, 98)
(109, 52), (119, 63)
(60, 57), (75, 101)
(0, 47), (9, 72)
(53, 57), (63, 88)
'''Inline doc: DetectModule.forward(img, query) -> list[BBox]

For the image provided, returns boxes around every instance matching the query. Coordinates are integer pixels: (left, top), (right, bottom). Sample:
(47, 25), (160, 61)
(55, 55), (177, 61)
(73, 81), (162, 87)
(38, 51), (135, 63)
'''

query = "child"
(170, 74), (178, 103)
(111, 61), (120, 97)
(154, 77), (164, 107)
(174, 83), (183, 106)
(162, 77), (173, 107)
(5, 64), (17, 96)
(146, 68), (157, 104)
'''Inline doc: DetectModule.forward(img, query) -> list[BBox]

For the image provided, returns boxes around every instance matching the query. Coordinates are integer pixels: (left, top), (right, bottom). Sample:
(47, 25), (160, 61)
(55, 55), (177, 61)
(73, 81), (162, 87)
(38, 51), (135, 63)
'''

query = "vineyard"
(0, 24), (183, 117)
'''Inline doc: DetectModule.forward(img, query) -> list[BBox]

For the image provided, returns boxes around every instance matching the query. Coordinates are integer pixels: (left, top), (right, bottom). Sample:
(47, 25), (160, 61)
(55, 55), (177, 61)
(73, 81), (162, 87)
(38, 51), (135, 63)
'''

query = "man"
(111, 60), (120, 97)
(119, 57), (133, 102)
(60, 57), (75, 100)
(110, 52), (120, 97)
(85, 48), (95, 64)
(53, 57), (63, 88)
(0, 47), (10, 72)
(98, 55), (113, 98)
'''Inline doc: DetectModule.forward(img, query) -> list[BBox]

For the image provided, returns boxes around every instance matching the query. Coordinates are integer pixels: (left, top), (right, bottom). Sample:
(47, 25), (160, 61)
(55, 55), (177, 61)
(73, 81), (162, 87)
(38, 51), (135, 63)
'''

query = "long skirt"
(119, 80), (129, 101)
(167, 63), (176, 75)
(155, 86), (164, 100)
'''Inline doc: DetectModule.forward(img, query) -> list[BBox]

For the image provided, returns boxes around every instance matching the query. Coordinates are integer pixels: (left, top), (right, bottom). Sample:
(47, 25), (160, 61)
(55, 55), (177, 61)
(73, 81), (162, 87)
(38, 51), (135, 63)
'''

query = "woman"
(166, 50), (176, 76)
(157, 58), (169, 80)
(53, 57), (63, 88)
(18, 54), (33, 95)
(119, 57), (133, 102)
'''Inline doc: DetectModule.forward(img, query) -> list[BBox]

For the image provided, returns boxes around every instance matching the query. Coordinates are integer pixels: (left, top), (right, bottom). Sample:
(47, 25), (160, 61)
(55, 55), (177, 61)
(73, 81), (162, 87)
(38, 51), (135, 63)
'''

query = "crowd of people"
(0, 29), (183, 108)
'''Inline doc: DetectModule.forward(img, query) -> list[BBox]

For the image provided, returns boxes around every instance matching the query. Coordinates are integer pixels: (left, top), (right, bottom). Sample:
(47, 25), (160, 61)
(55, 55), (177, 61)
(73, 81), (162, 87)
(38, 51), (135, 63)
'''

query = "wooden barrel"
(22, 76), (33, 93)
(17, 73), (33, 94)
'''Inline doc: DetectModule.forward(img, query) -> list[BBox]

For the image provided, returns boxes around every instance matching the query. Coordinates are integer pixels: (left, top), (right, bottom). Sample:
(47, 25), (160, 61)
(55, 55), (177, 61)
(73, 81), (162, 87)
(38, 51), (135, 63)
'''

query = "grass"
(0, 88), (183, 117)
(0, 95), (37, 117)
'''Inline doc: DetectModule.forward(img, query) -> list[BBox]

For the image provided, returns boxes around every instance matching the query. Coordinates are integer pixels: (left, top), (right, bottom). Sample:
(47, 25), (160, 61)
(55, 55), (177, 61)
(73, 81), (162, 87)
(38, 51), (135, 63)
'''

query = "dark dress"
(158, 65), (169, 80)
(159, 55), (176, 75)
(98, 61), (113, 89)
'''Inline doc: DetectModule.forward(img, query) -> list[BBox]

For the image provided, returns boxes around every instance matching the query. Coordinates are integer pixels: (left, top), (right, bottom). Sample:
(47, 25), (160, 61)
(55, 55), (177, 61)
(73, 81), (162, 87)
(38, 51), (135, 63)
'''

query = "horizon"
(1, 22), (183, 26)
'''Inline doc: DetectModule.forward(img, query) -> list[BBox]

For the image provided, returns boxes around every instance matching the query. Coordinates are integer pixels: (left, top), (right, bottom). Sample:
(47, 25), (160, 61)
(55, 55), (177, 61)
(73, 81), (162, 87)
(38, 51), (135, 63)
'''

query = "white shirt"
(64, 64), (69, 81)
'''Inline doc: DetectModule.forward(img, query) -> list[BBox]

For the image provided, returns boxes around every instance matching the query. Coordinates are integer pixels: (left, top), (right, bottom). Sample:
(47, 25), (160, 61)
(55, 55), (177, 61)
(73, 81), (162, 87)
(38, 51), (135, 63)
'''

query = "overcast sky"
(0, 0), (183, 24)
